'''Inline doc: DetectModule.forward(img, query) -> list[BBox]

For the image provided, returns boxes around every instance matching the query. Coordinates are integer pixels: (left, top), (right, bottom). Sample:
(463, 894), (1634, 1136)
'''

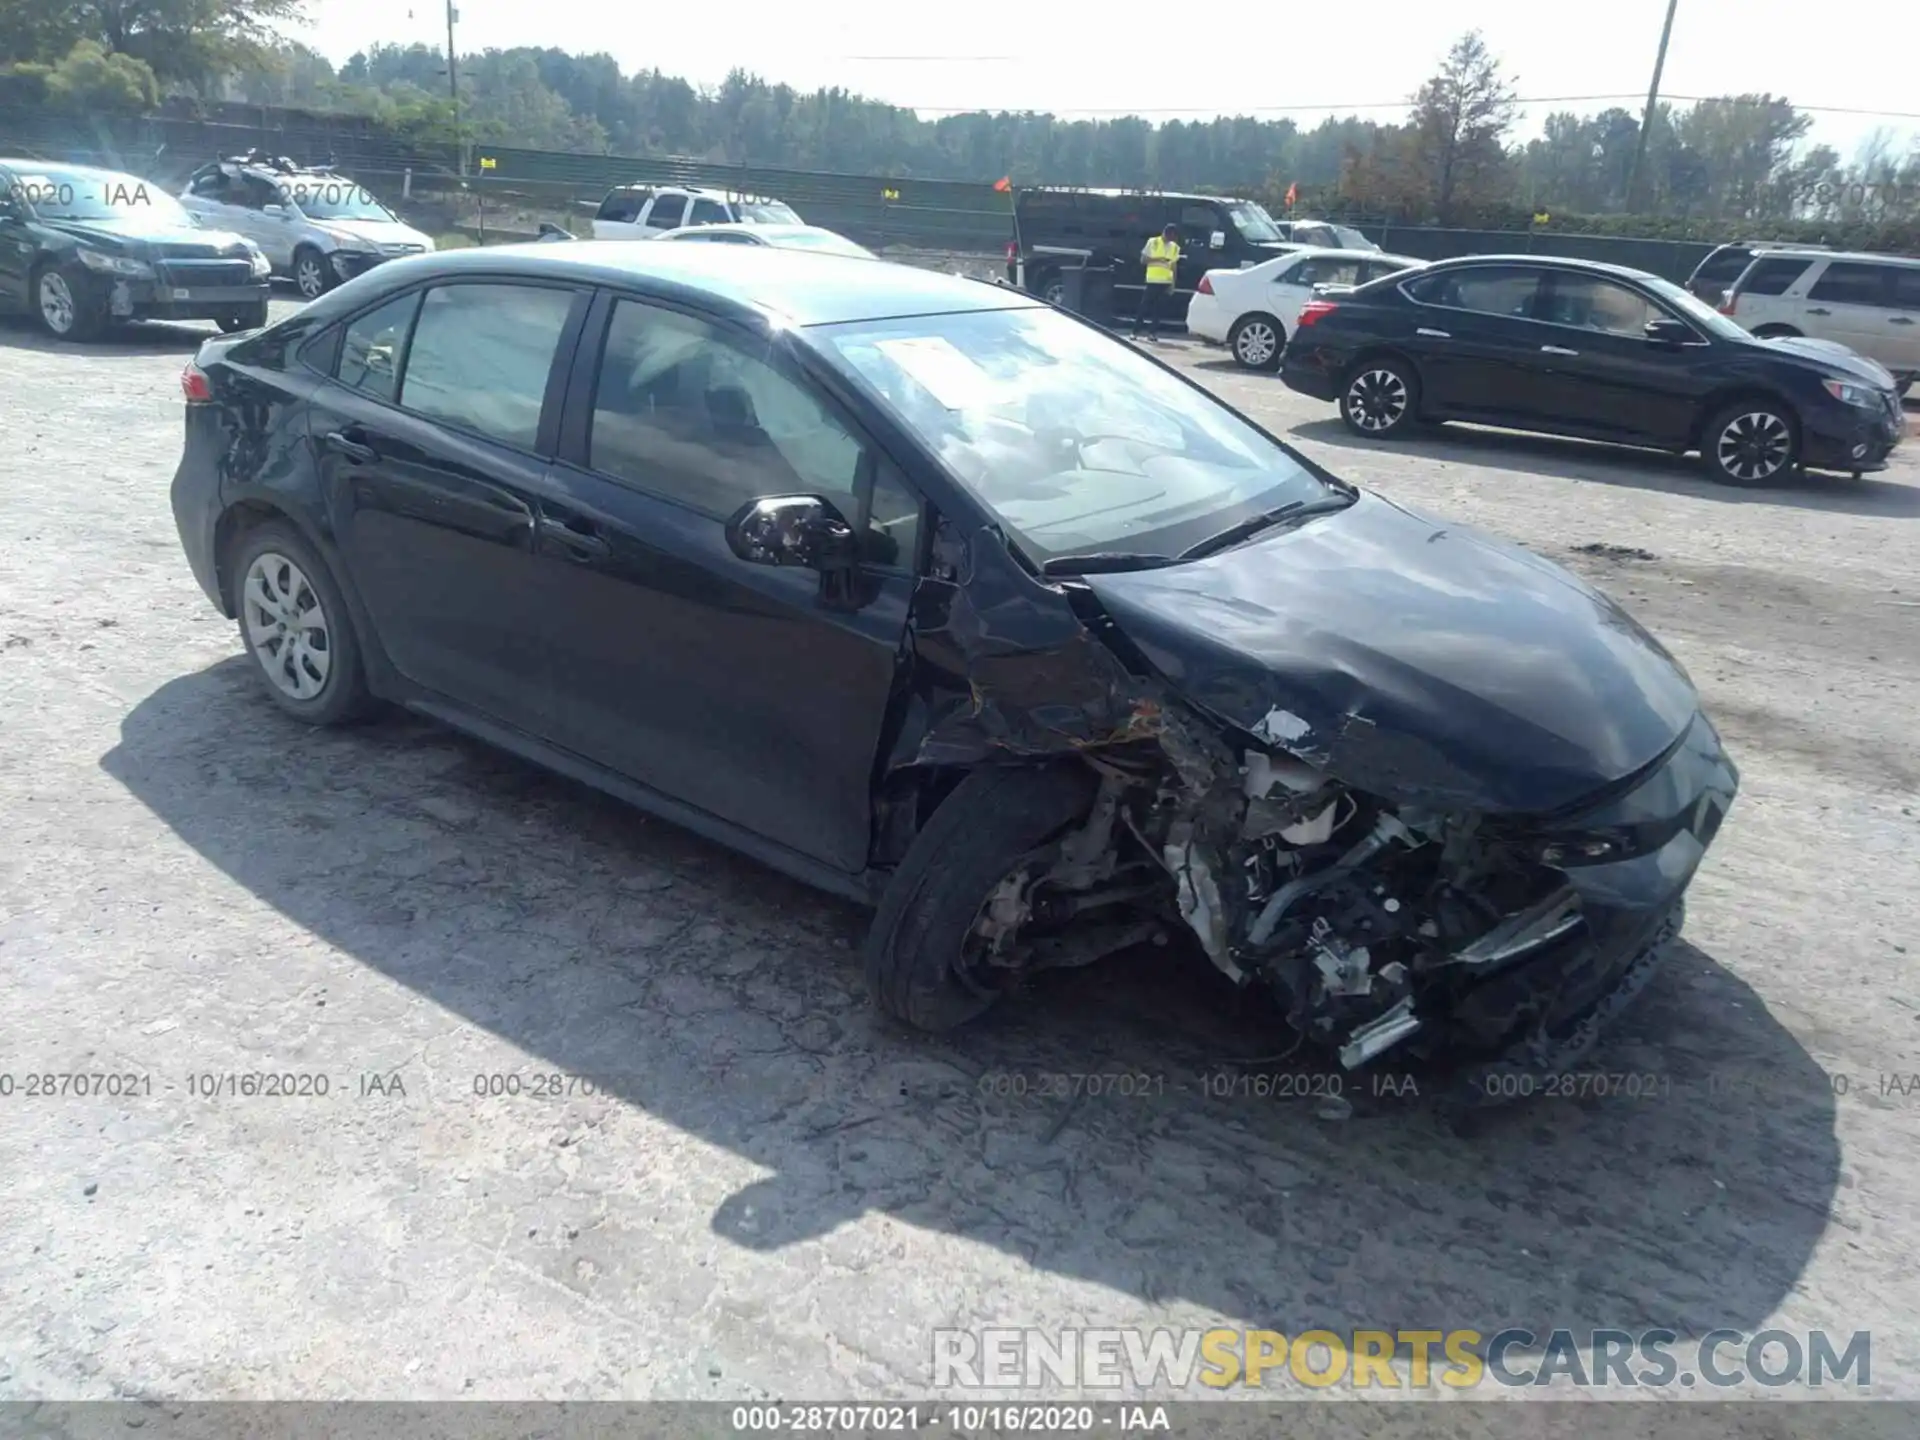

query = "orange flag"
(993, 176), (1012, 193)
(1284, 181), (1298, 206)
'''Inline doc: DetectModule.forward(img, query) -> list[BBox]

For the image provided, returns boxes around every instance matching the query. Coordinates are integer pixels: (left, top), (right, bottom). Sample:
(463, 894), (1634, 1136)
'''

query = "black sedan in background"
(0, 159), (271, 340)
(170, 243), (1736, 1095)
(1280, 255), (1904, 485)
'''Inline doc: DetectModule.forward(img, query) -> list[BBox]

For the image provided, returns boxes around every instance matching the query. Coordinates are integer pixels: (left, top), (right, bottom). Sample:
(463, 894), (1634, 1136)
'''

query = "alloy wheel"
(295, 255), (326, 300)
(1346, 368), (1408, 432)
(1235, 320), (1279, 367)
(241, 551), (332, 701)
(1715, 412), (1792, 483)
(37, 272), (75, 334)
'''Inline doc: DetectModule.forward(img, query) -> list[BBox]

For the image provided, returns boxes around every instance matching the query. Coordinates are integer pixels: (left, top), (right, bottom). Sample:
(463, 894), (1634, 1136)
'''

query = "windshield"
(1227, 202), (1281, 243)
(1331, 224), (1378, 251)
(736, 200), (801, 225)
(13, 167), (192, 226)
(280, 178), (394, 222)
(1642, 275), (1749, 340)
(780, 229), (872, 257)
(815, 306), (1338, 564)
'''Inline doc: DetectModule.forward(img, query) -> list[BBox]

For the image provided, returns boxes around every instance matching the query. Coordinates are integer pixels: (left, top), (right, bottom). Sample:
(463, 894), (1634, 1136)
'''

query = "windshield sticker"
(874, 336), (998, 410)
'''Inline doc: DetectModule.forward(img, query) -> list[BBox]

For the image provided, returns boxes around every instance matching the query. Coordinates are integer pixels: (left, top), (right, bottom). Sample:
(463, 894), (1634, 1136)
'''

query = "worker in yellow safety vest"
(1132, 222), (1181, 342)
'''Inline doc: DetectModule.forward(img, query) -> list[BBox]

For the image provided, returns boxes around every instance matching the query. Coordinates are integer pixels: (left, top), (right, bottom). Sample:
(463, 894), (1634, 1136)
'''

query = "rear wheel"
(1702, 401), (1798, 487)
(1340, 358), (1419, 438)
(229, 521), (375, 725)
(865, 764), (1099, 1032)
(1228, 313), (1284, 370)
(1035, 270), (1066, 307)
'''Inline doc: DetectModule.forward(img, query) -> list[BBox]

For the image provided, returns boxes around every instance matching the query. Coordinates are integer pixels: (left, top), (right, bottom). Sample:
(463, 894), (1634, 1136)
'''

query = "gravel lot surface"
(1, 294), (1916, 1413)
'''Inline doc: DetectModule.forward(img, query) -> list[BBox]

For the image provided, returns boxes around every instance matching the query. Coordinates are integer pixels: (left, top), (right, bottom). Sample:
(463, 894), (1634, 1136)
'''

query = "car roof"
(1420, 254), (1669, 286)
(1020, 186), (1248, 205)
(1742, 248), (1920, 267)
(0, 158), (139, 180)
(658, 223), (836, 240)
(603, 183), (783, 203)
(388, 241), (1036, 326)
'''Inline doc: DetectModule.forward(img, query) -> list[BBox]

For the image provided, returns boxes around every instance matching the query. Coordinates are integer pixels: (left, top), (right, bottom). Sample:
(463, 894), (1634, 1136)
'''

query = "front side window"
(816, 304), (1336, 566)
(1537, 274), (1662, 336)
(588, 300), (918, 563)
(1809, 262), (1892, 308)
(1409, 265), (1545, 319)
(336, 292), (420, 403)
(398, 284), (576, 449)
(1889, 268), (1920, 310)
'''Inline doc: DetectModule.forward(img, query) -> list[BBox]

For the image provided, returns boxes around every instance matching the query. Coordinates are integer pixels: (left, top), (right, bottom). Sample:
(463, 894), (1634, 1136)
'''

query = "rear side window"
(1808, 262), (1892, 307)
(398, 284), (576, 449)
(336, 292), (420, 404)
(597, 188), (648, 223)
(1736, 256), (1814, 296)
(1408, 266), (1543, 318)
(646, 193), (688, 230)
(688, 197), (729, 226)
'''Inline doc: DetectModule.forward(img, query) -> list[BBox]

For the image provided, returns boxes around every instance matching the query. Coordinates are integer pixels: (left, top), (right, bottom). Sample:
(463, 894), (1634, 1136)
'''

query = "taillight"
(1195, 274), (1214, 295)
(1297, 300), (1339, 327)
(180, 362), (212, 403)
(1005, 241), (1018, 262)
(1718, 291), (1738, 316)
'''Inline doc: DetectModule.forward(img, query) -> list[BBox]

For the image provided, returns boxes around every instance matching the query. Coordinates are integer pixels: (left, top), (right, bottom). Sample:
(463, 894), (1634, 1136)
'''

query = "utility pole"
(1625, 0), (1679, 212)
(445, 0), (463, 174)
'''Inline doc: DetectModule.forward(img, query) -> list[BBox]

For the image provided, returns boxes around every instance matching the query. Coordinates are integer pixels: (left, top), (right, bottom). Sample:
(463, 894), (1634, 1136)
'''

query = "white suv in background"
(590, 185), (802, 239)
(1721, 249), (1920, 394)
(180, 155), (434, 300)
(1186, 246), (1425, 369)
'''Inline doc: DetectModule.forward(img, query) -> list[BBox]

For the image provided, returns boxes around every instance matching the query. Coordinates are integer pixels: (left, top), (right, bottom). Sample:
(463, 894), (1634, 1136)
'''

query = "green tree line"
(4, 0), (1917, 238)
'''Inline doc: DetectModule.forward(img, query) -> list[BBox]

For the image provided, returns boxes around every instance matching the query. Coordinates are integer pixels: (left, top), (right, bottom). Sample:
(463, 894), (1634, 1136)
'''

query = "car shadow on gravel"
(0, 313), (224, 355)
(1291, 418), (1920, 518)
(105, 659), (1842, 1363)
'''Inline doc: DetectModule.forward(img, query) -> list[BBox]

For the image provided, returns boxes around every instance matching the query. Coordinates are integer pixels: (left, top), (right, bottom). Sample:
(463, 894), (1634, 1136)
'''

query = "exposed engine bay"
(969, 701), (1626, 1073)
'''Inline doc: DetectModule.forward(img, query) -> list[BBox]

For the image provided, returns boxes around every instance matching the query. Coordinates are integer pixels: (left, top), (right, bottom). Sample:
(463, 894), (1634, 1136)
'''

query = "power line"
(897, 93), (1920, 120)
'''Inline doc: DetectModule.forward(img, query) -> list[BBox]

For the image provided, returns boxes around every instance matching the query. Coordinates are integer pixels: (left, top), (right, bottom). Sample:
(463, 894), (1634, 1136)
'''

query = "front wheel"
(865, 764), (1099, 1032)
(218, 301), (270, 334)
(292, 247), (333, 302)
(1702, 401), (1798, 487)
(1340, 358), (1420, 438)
(32, 263), (106, 342)
(1228, 313), (1284, 370)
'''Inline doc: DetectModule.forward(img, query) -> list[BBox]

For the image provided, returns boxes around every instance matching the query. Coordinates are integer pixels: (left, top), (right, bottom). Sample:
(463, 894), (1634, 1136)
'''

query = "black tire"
(292, 246), (334, 302)
(1339, 356), (1420, 438)
(227, 520), (375, 725)
(1228, 313), (1285, 371)
(1700, 400), (1799, 487)
(218, 301), (270, 334)
(864, 763), (1099, 1033)
(1034, 270), (1065, 307)
(31, 261), (107, 342)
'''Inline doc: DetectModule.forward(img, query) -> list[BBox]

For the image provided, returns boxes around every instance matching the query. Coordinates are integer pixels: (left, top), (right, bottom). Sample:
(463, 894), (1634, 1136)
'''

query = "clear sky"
(292, 0), (1918, 160)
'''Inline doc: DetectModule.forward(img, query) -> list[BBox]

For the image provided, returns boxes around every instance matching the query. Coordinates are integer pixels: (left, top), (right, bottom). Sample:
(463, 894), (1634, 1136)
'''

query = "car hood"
(1084, 491), (1700, 814)
(40, 216), (251, 252)
(1759, 334), (1897, 388)
(309, 217), (430, 249)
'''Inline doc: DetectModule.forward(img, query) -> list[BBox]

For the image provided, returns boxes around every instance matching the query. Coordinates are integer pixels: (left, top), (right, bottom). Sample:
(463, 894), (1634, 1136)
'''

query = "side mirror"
(725, 495), (859, 572)
(1644, 317), (1693, 345)
(1209, 230), (1226, 250)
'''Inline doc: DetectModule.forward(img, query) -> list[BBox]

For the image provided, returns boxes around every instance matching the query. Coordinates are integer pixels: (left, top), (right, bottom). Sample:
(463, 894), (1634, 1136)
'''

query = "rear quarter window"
(1694, 248), (1754, 285)
(1736, 256), (1814, 296)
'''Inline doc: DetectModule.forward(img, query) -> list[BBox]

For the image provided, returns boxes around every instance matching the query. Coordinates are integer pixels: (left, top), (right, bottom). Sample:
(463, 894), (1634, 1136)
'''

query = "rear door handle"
(321, 429), (377, 465)
(544, 513), (609, 560)
(1416, 327), (1451, 338)
(1540, 345), (1580, 357)
(1890, 316), (1915, 325)
(1806, 307), (1831, 316)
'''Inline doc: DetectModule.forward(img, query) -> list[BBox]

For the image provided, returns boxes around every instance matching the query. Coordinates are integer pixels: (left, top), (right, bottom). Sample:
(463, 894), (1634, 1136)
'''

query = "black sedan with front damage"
(0, 160), (271, 341)
(1280, 254), (1903, 486)
(168, 242), (1737, 1093)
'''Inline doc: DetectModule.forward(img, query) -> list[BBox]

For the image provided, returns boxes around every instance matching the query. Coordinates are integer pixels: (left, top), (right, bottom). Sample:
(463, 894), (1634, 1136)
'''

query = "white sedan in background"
(1187, 246), (1425, 370)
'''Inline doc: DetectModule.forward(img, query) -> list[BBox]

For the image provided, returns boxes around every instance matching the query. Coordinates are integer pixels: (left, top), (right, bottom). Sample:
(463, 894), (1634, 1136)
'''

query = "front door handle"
(1890, 316), (1915, 326)
(1540, 345), (1580, 357)
(321, 429), (377, 465)
(1806, 307), (1831, 316)
(1416, 327), (1451, 338)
